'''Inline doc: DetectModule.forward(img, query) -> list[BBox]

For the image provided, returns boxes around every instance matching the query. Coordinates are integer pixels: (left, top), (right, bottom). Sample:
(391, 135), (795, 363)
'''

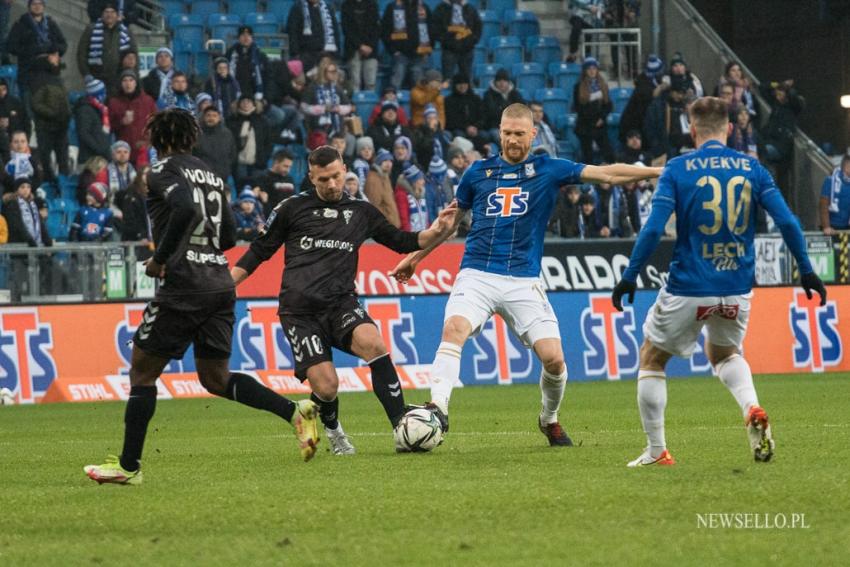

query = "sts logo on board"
(115, 305), (190, 374)
(789, 292), (842, 372)
(581, 294), (639, 380)
(471, 315), (533, 384)
(364, 299), (418, 364)
(237, 301), (294, 370)
(0, 309), (57, 403)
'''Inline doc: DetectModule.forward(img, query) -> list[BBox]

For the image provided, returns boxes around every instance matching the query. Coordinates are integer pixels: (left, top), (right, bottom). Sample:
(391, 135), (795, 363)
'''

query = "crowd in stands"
(0, 0), (843, 255)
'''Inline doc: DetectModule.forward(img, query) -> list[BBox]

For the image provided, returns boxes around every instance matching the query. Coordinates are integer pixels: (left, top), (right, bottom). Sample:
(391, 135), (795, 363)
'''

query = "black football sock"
(225, 372), (296, 422)
(120, 385), (157, 472)
(310, 392), (339, 430)
(368, 354), (406, 427)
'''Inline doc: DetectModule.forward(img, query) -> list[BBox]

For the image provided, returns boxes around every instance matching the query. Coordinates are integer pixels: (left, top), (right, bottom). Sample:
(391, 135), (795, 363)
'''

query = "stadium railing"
(579, 27), (642, 86)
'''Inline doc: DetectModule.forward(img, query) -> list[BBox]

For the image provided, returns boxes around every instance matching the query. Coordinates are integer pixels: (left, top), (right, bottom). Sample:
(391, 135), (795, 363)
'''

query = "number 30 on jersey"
(486, 187), (529, 217)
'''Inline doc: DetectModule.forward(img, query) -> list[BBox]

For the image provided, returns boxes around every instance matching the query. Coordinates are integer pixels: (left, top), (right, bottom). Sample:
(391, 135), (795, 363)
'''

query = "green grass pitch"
(1, 373), (849, 566)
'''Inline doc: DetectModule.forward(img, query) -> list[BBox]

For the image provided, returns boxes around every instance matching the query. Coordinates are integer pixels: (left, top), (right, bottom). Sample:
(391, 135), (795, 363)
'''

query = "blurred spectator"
(352, 136), (374, 189)
(2, 130), (43, 194)
(70, 182), (113, 241)
(578, 192), (603, 238)
(367, 100), (412, 152)
(87, 0), (138, 25)
(665, 52), (703, 98)
(0, 78), (30, 140)
(77, 3), (137, 96)
(395, 163), (428, 231)
(574, 57), (613, 164)
(0, 211), (7, 244)
(6, 0), (67, 102)
(76, 155), (108, 204)
(204, 56), (241, 117)
(382, 0), (426, 89)
(760, 80), (803, 198)
(195, 93), (213, 117)
(616, 129), (650, 164)
(233, 187), (265, 241)
(623, 178), (653, 234)
(141, 47), (174, 101)
(228, 95), (273, 187)
(549, 185), (581, 238)
(391, 135), (415, 185)
(287, 0), (341, 74)
(644, 77), (691, 160)
(530, 101), (558, 157)
(432, 0), (481, 80)
(30, 59), (69, 182)
(425, 155), (453, 220)
(115, 164), (152, 254)
(728, 107), (758, 158)
(594, 180), (632, 237)
(119, 49), (138, 75)
(365, 148), (400, 226)
(717, 83), (737, 116)
(252, 149), (296, 217)
(413, 103), (451, 168)
(820, 153), (850, 234)
(106, 140), (135, 202)
(344, 171), (367, 200)
(0, 0), (10, 65)
(157, 71), (195, 112)
(482, 68), (523, 141)
(620, 54), (665, 143)
(108, 69), (156, 167)
(195, 106), (237, 186)
(226, 26), (269, 103)
(330, 131), (354, 165)
(266, 57), (306, 143)
(341, 0), (380, 92)
(446, 145), (465, 185)
(567, 0), (605, 61)
(445, 73), (485, 148)
(5, 177), (50, 245)
(302, 58), (353, 136)
(717, 61), (755, 117)
(369, 86), (410, 126)
(410, 69), (445, 127)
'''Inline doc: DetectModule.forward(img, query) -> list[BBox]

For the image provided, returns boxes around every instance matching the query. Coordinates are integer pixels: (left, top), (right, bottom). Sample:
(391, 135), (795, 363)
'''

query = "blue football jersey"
(455, 153), (585, 277)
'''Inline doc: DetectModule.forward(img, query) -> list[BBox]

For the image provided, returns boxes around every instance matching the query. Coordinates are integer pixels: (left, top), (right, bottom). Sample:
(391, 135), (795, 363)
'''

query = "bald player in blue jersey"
(390, 103), (662, 447)
(612, 97), (827, 467)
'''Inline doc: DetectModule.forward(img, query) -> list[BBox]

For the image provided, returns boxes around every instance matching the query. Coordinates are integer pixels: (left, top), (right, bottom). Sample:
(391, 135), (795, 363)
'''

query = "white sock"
(637, 370), (667, 458)
(540, 367), (567, 424)
(430, 341), (462, 413)
(715, 354), (758, 418)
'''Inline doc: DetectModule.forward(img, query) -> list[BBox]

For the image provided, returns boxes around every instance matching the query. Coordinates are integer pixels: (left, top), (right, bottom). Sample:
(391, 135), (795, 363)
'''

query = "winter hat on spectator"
(447, 146), (465, 163)
(625, 129), (642, 140)
(196, 92), (213, 107)
(494, 68), (511, 82)
(375, 148), (393, 165)
(423, 104), (438, 120)
(450, 136), (474, 154)
(424, 69), (442, 84)
(429, 156), (447, 175)
(238, 25), (253, 36)
(111, 140), (130, 153)
(579, 193), (595, 207)
(239, 187), (257, 204)
(28, 0), (43, 7)
(287, 59), (303, 77)
(381, 100), (399, 114)
(88, 182), (107, 205)
(355, 136), (374, 154)
(156, 47), (173, 59)
(452, 73), (470, 86)
(86, 77), (106, 96)
(12, 177), (32, 193)
(344, 172), (359, 184)
(214, 56), (228, 67)
(403, 164), (424, 184)
(393, 136), (412, 156)
(645, 54), (663, 75)
(382, 86), (397, 96)
(582, 57), (599, 70)
(670, 53), (686, 68)
(120, 69), (137, 81)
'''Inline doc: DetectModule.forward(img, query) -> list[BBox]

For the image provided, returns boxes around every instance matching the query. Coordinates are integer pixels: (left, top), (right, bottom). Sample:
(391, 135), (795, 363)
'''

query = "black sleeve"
(219, 197), (237, 251)
(152, 174), (196, 265)
(368, 204), (421, 253)
(236, 198), (290, 274)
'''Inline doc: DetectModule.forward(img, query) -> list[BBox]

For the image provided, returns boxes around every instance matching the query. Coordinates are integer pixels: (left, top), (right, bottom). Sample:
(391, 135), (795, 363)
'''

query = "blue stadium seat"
(208, 13), (241, 42)
(188, 0), (221, 18)
(485, 0), (516, 18)
(479, 10), (501, 43)
(549, 61), (581, 91)
(244, 12), (279, 35)
(505, 10), (539, 38)
(193, 51), (213, 78)
(607, 112), (622, 151)
(430, 48), (442, 71)
(527, 36), (561, 68)
(397, 89), (411, 117)
(555, 113), (579, 148)
(169, 14), (206, 52)
(174, 51), (193, 75)
(557, 138), (578, 160)
(228, 0), (258, 13)
(266, 0), (295, 17)
(473, 45), (487, 67)
(377, 0), (394, 16)
(513, 62), (545, 95)
(474, 63), (501, 88)
(535, 88), (570, 122)
(609, 87), (633, 114)
(488, 36), (523, 68)
(353, 91), (378, 124)
(160, 0), (186, 16)
(0, 65), (17, 96)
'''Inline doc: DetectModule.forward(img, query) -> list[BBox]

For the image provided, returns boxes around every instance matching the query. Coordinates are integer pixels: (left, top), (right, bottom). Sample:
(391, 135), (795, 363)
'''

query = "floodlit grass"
(1, 373), (848, 565)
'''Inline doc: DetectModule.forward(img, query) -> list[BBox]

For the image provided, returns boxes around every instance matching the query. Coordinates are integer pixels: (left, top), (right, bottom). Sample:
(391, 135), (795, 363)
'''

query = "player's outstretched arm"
(581, 163), (663, 186)
(230, 200), (290, 286)
(389, 203), (466, 283)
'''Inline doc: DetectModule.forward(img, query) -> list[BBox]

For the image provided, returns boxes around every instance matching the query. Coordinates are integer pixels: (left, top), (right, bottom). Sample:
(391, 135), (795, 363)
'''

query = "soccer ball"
(0, 388), (15, 406)
(394, 408), (443, 452)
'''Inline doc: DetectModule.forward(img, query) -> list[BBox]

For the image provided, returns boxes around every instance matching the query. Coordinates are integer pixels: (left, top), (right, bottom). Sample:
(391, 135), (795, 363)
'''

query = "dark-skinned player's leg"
(348, 323), (406, 428)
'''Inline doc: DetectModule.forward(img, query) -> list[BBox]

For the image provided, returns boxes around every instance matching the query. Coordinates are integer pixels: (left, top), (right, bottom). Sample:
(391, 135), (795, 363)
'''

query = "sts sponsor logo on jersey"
(581, 295), (639, 380)
(470, 315), (533, 384)
(0, 308), (57, 403)
(364, 299), (418, 364)
(237, 301), (294, 370)
(486, 187), (529, 217)
(789, 291), (842, 372)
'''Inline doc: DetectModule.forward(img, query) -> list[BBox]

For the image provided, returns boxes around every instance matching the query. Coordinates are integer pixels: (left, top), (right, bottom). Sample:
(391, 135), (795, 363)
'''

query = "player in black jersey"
(231, 146), (456, 454)
(85, 109), (321, 486)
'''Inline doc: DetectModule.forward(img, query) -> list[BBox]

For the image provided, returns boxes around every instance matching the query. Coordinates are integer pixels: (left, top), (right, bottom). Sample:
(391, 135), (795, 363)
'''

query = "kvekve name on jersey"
(685, 156), (753, 172)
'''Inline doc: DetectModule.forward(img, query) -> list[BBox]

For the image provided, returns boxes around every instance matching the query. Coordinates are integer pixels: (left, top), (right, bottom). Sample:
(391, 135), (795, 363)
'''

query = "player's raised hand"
(611, 279), (636, 312)
(388, 256), (416, 284)
(801, 272), (827, 306)
(144, 258), (166, 279)
(434, 200), (459, 235)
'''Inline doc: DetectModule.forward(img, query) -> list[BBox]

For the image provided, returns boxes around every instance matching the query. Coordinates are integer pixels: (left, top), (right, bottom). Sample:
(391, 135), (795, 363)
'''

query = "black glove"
(800, 272), (827, 306)
(612, 279), (637, 312)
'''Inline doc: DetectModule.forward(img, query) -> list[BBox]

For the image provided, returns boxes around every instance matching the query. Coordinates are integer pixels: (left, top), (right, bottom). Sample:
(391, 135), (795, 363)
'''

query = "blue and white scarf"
(28, 14), (51, 48)
(107, 162), (136, 195)
(18, 196), (43, 246)
(87, 19), (132, 67)
(316, 83), (341, 133)
(229, 44), (265, 97)
(301, 0), (338, 53)
(417, 2), (431, 54)
(450, 1), (465, 26)
(6, 152), (34, 180)
(827, 167), (848, 214)
(156, 67), (174, 101)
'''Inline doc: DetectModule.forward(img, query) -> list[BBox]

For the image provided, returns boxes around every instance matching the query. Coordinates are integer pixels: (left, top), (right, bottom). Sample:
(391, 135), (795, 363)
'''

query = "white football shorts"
(643, 287), (753, 357)
(444, 268), (560, 347)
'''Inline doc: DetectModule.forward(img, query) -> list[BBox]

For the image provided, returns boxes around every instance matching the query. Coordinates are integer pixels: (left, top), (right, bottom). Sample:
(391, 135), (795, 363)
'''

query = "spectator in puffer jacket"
(74, 77), (112, 163)
(108, 69), (157, 167)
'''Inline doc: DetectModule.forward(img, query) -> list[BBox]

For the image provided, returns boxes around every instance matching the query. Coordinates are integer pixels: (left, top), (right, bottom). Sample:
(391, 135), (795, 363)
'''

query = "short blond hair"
(502, 103), (533, 123)
(689, 96), (730, 137)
